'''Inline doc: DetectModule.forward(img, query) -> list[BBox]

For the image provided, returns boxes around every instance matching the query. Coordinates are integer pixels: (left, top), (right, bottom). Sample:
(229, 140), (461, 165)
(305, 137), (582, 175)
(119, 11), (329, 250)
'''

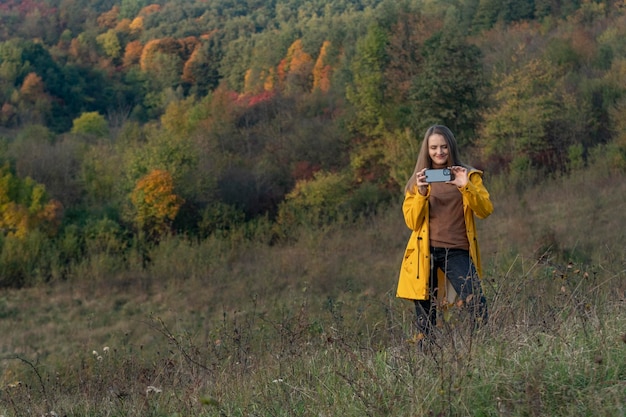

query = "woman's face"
(428, 133), (449, 168)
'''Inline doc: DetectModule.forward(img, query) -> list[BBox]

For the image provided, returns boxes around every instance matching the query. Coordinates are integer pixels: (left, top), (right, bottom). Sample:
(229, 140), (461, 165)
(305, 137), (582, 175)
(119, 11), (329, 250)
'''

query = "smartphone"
(424, 168), (453, 183)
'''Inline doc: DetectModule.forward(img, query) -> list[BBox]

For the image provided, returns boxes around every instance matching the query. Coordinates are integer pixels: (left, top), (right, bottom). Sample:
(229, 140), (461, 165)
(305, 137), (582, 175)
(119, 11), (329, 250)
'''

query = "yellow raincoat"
(396, 170), (493, 302)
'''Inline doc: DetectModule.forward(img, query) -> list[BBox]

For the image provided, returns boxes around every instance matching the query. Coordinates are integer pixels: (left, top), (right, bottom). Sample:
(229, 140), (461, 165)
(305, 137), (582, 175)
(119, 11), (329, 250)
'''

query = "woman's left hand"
(449, 166), (469, 188)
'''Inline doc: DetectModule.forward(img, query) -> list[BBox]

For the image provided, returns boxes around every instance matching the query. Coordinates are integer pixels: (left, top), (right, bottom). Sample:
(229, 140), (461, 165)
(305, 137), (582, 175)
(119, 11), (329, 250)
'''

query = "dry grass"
(0, 166), (625, 416)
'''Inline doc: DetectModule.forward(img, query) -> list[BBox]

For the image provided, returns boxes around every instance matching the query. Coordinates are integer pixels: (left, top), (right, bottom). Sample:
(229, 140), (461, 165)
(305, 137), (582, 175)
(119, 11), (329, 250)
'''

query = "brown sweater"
(429, 182), (469, 250)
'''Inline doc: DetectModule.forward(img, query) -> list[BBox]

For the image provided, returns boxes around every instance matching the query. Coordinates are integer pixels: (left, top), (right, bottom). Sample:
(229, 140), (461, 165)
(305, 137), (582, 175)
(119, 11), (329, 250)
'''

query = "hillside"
(2, 1), (626, 291)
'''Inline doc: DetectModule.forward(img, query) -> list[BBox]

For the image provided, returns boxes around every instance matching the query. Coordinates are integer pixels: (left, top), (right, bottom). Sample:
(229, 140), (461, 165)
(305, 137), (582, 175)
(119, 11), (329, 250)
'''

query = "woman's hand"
(416, 168), (429, 196)
(449, 166), (469, 188)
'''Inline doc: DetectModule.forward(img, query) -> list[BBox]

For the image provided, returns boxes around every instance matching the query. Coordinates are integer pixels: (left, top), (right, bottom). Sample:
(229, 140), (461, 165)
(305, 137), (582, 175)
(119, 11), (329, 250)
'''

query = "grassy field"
(1, 166), (625, 416)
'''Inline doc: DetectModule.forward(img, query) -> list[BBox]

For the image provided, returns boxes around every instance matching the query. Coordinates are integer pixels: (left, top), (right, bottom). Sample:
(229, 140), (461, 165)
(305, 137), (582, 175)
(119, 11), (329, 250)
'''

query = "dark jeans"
(414, 247), (488, 334)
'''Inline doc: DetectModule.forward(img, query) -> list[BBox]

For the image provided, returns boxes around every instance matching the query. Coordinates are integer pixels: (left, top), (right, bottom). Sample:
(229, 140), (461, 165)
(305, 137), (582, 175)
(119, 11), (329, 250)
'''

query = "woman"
(397, 125), (493, 339)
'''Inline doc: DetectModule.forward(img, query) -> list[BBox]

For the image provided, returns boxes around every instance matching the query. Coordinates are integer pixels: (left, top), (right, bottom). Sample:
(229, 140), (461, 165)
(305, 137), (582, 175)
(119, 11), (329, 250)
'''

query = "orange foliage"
(570, 28), (596, 64)
(141, 37), (198, 76)
(0, 102), (17, 126)
(20, 72), (45, 99)
(277, 39), (313, 86)
(115, 18), (132, 33)
(97, 6), (119, 29)
(285, 39), (313, 75)
(140, 39), (163, 71)
(312, 40), (332, 92)
(276, 58), (288, 83)
(139, 4), (161, 16)
(68, 37), (100, 66)
(181, 46), (201, 84)
(131, 169), (183, 237)
(276, 39), (315, 93)
(123, 40), (144, 67)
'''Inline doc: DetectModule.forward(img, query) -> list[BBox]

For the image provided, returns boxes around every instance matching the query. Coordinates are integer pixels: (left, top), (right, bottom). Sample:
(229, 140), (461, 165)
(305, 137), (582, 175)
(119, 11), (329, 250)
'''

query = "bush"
(71, 112), (109, 137)
(274, 171), (352, 238)
(0, 230), (57, 287)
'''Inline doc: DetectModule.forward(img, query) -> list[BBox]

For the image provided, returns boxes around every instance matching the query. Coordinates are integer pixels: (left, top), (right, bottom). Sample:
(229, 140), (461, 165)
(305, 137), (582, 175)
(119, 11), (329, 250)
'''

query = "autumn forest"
(1, 0), (626, 287)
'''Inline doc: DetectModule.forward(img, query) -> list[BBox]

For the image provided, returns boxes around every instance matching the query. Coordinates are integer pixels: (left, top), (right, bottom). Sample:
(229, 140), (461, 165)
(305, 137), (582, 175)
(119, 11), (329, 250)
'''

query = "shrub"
(71, 112), (109, 137)
(274, 171), (352, 238)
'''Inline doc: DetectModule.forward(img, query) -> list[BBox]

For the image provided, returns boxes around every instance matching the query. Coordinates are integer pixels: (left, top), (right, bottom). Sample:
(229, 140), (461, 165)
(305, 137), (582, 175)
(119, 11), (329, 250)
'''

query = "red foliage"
(246, 90), (275, 107)
(229, 90), (276, 107)
(291, 161), (321, 181)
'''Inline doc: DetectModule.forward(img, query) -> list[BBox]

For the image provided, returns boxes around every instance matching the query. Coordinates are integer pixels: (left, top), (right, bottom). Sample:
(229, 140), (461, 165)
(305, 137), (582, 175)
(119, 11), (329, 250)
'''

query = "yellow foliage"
(160, 97), (195, 136)
(131, 169), (184, 237)
(264, 67), (275, 91)
(129, 16), (144, 34)
(285, 39), (313, 75)
(0, 166), (62, 238)
(313, 40), (332, 93)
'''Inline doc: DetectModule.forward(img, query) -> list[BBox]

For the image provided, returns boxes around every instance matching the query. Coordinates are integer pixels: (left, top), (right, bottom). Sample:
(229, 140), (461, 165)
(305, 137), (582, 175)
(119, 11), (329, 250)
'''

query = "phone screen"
(424, 168), (452, 183)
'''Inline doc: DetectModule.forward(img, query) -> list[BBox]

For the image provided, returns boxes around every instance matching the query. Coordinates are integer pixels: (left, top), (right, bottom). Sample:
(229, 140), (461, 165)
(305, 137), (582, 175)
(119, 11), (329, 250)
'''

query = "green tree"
(345, 23), (388, 136)
(409, 30), (485, 146)
(472, 0), (502, 32)
(479, 58), (564, 173)
(96, 29), (122, 60)
(501, 0), (535, 23)
(71, 112), (109, 137)
(120, 0), (150, 19)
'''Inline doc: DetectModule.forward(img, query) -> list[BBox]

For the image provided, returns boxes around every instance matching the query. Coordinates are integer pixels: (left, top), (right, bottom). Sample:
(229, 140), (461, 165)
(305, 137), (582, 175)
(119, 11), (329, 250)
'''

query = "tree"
(384, 10), (435, 129)
(16, 72), (53, 126)
(0, 164), (62, 239)
(277, 39), (314, 94)
(96, 29), (122, 60)
(120, 0), (151, 19)
(97, 6), (120, 29)
(409, 30), (485, 146)
(71, 112), (109, 137)
(131, 169), (183, 239)
(501, 0), (535, 23)
(123, 40), (143, 67)
(312, 40), (332, 93)
(479, 58), (564, 173)
(345, 23), (389, 136)
(472, 0), (502, 32)
(181, 40), (223, 94)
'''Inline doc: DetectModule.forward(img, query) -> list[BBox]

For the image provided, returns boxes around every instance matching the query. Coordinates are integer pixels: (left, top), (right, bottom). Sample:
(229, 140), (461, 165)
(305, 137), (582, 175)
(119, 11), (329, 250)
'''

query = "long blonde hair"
(404, 125), (466, 193)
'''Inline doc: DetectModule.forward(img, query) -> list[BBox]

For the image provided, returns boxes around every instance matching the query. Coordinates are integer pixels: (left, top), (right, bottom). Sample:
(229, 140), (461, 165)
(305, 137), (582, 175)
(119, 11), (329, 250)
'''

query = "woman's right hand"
(416, 168), (428, 196)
